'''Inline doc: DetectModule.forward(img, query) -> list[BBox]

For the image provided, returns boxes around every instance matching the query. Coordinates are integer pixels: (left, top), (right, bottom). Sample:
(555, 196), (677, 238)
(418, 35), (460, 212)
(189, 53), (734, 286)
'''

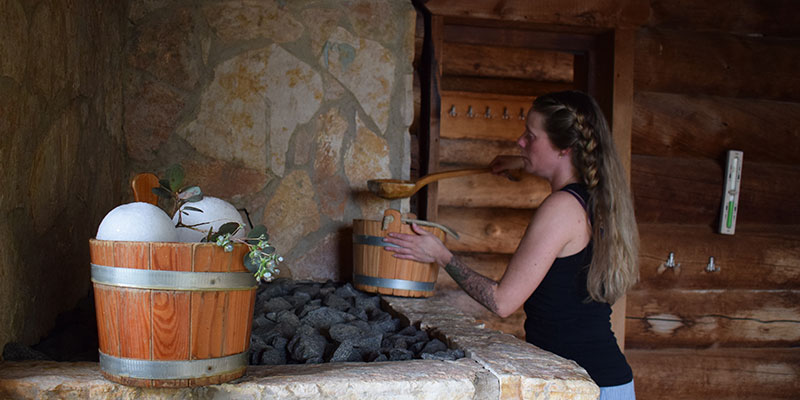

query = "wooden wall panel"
(442, 76), (573, 96)
(632, 91), (800, 164)
(440, 137), (519, 166)
(631, 155), (800, 225)
(646, 0), (800, 37)
(638, 224), (800, 290)
(634, 28), (800, 102)
(425, 0), (649, 29)
(440, 206), (533, 254)
(627, 348), (800, 400)
(626, 289), (800, 348)
(443, 43), (573, 81)
(438, 173), (550, 209)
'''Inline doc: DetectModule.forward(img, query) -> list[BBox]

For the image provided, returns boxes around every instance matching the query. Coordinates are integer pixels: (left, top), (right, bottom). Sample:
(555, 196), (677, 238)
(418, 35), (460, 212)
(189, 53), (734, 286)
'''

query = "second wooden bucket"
(352, 209), (446, 297)
(89, 239), (257, 387)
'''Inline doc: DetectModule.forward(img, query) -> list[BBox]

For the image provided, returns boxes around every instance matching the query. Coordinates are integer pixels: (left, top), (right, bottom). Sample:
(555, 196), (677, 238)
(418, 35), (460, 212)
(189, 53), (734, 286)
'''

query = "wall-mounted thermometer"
(719, 150), (743, 235)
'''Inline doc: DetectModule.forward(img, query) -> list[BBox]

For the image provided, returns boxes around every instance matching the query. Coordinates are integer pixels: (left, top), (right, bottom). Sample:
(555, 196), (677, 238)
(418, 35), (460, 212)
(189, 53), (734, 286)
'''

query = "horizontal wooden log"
(638, 224), (800, 290)
(441, 75), (574, 97)
(631, 154), (800, 225)
(440, 91), (534, 141)
(442, 42), (573, 82)
(626, 348), (800, 400)
(439, 137), (519, 166)
(634, 28), (800, 102)
(625, 289), (800, 348)
(438, 173), (550, 209)
(440, 207), (534, 254)
(632, 91), (800, 164)
(646, 0), (800, 38)
(425, 0), (649, 29)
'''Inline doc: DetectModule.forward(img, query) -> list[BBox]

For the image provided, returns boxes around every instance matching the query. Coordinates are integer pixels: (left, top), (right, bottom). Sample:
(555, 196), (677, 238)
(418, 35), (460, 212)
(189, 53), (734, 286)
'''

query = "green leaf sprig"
(152, 164), (284, 283)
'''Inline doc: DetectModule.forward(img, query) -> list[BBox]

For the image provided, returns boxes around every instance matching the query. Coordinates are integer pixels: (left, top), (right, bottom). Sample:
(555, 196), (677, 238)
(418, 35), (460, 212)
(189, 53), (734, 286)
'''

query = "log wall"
(415, 2), (800, 398)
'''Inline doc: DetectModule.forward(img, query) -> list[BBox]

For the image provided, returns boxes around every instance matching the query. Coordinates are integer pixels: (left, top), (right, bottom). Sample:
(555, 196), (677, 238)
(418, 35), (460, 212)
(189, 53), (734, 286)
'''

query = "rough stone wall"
(124, 1), (416, 282)
(0, 0), (130, 355)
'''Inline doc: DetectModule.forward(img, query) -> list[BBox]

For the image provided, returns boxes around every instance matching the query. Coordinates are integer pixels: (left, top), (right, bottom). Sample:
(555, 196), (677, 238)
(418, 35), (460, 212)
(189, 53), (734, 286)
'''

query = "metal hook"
(519, 108), (525, 120)
(484, 106), (492, 119)
(467, 105), (474, 118)
(502, 107), (510, 120)
(658, 252), (681, 274)
(706, 256), (719, 272)
(449, 105), (457, 117)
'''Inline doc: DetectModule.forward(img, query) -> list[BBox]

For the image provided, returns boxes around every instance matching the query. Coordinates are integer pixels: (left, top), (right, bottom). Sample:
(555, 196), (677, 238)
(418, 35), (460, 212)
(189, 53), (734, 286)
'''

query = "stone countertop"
(0, 296), (598, 400)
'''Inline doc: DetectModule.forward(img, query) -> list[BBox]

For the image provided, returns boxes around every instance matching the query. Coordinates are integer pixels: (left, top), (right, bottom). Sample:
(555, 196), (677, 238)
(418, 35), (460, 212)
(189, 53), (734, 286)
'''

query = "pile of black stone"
(249, 279), (465, 365)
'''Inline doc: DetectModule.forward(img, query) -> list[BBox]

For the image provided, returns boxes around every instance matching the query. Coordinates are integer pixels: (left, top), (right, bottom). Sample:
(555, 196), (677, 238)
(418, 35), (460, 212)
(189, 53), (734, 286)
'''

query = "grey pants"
(599, 380), (635, 400)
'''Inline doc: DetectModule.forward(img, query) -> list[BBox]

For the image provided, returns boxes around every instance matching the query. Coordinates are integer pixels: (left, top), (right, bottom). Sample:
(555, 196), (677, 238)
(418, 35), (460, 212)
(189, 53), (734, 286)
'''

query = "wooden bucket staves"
(89, 239), (256, 387)
(352, 209), (447, 298)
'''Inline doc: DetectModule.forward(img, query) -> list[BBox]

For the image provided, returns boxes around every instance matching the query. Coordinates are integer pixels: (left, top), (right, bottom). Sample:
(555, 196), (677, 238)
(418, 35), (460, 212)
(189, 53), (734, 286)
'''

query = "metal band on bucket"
(99, 351), (248, 380)
(91, 264), (257, 291)
(353, 274), (435, 292)
(352, 234), (398, 248)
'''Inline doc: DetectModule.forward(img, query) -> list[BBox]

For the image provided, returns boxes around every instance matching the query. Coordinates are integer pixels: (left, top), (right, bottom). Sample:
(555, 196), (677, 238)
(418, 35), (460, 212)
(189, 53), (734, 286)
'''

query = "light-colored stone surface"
(203, 0), (304, 45)
(0, 294), (599, 400)
(263, 170), (321, 254)
(385, 297), (601, 400)
(344, 114), (393, 219)
(322, 27), (395, 135)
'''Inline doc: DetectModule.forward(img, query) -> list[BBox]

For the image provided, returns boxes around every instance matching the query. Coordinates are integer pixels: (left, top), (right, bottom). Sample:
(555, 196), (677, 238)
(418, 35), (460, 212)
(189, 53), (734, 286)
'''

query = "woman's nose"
(516, 134), (526, 148)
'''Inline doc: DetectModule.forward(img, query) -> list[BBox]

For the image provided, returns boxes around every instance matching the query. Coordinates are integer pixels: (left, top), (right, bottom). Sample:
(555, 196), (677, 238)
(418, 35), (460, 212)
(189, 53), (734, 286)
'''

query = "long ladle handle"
(415, 167), (492, 188)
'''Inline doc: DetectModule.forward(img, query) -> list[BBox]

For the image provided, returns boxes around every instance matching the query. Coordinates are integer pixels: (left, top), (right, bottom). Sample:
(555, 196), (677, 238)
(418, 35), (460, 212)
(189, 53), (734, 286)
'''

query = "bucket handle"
(381, 210), (459, 240)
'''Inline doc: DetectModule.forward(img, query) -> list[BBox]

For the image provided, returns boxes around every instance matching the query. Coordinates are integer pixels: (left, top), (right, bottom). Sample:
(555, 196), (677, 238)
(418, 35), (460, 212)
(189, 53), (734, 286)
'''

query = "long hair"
(532, 91), (639, 304)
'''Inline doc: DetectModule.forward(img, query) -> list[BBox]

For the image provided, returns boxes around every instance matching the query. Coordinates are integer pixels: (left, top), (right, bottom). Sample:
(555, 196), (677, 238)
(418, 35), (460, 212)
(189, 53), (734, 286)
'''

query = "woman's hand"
(383, 223), (453, 267)
(489, 155), (525, 179)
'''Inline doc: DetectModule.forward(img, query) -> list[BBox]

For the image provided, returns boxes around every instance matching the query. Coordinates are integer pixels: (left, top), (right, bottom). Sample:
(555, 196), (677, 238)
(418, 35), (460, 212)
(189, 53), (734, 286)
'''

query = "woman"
(383, 91), (639, 399)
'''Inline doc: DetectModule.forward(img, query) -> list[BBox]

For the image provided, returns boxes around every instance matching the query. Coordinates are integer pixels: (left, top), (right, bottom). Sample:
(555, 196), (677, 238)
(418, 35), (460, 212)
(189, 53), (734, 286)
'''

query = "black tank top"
(523, 183), (633, 387)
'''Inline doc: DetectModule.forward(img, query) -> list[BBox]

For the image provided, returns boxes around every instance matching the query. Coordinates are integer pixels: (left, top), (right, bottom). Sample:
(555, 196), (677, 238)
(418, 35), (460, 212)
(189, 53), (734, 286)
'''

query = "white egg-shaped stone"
(172, 196), (245, 242)
(96, 202), (178, 242)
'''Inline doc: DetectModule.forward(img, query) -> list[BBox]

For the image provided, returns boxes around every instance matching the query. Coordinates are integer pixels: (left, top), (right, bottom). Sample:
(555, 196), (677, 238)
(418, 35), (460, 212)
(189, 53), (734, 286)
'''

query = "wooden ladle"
(367, 168), (491, 199)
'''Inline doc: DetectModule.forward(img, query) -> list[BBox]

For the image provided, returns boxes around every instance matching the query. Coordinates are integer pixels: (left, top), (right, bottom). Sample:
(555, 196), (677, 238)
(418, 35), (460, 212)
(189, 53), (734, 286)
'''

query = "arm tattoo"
(444, 255), (499, 314)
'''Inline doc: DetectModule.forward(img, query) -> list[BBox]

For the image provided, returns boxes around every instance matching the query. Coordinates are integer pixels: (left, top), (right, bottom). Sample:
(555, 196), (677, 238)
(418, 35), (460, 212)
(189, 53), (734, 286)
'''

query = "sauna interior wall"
(413, 1), (800, 399)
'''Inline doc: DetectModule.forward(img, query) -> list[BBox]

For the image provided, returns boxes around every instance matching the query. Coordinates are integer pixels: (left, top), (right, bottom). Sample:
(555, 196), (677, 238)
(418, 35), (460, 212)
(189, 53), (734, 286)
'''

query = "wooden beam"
(424, 0), (650, 29)
(632, 154), (800, 225)
(633, 91), (800, 164)
(438, 173), (550, 209)
(439, 137), (519, 166)
(626, 348), (800, 400)
(440, 206), (534, 254)
(440, 91), (534, 141)
(442, 75), (573, 97)
(626, 289), (800, 347)
(647, 0), (800, 38)
(635, 28), (800, 102)
(442, 42), (574, 81)
(443, 23), (598, 52)
(638, 224), (800, 291)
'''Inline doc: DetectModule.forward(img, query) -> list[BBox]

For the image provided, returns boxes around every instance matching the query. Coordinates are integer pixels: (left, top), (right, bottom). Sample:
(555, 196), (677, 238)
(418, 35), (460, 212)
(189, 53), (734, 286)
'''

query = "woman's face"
(517, 109), (563, 176)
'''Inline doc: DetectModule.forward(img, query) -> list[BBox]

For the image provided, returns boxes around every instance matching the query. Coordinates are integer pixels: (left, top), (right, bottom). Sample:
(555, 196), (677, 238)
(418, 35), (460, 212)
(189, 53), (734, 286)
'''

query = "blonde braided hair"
(532, 91), (639, 304)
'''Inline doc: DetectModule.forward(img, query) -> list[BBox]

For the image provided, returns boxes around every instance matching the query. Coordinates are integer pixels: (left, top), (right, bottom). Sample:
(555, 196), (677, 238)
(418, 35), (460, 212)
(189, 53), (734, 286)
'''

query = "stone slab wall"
(124, 0), (416, 282)
(0, 0), (130, 355)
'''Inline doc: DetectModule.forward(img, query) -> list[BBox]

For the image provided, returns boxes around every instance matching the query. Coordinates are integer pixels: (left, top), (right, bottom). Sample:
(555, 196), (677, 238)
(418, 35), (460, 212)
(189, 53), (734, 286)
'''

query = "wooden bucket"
(352, 209), (446, 297)
(89, 239), (257, 387)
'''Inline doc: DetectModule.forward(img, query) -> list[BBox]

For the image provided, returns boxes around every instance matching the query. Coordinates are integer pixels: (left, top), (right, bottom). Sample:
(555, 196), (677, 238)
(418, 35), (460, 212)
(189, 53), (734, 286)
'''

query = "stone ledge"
(384, 296), (600, 400)
(0, 359), (485, 399)
(0, 295), (599, 399)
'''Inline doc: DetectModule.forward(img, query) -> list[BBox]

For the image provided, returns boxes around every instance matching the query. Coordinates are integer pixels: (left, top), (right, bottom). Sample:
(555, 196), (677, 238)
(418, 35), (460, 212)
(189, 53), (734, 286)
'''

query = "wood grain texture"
(442, 75), (573, 97)
(632, 91), (800, 164)
(638, 224), (800, 290)
(425, 0), (650, 29)
(118, 288), (151, 359)
(627, 348), (800, 400)
(439, 207), (534, 254)
(113, 241), (150, 269)
(631, 154), (800, 225)
(443, 42), (573, 82)
(438, 173), (550, 209)
(440, 137), (519, 166)
(646, 0), (800, 37)
(634, 28), (800, 102)
(151, 291), (190, 361)
(626, 289), (800, 348)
